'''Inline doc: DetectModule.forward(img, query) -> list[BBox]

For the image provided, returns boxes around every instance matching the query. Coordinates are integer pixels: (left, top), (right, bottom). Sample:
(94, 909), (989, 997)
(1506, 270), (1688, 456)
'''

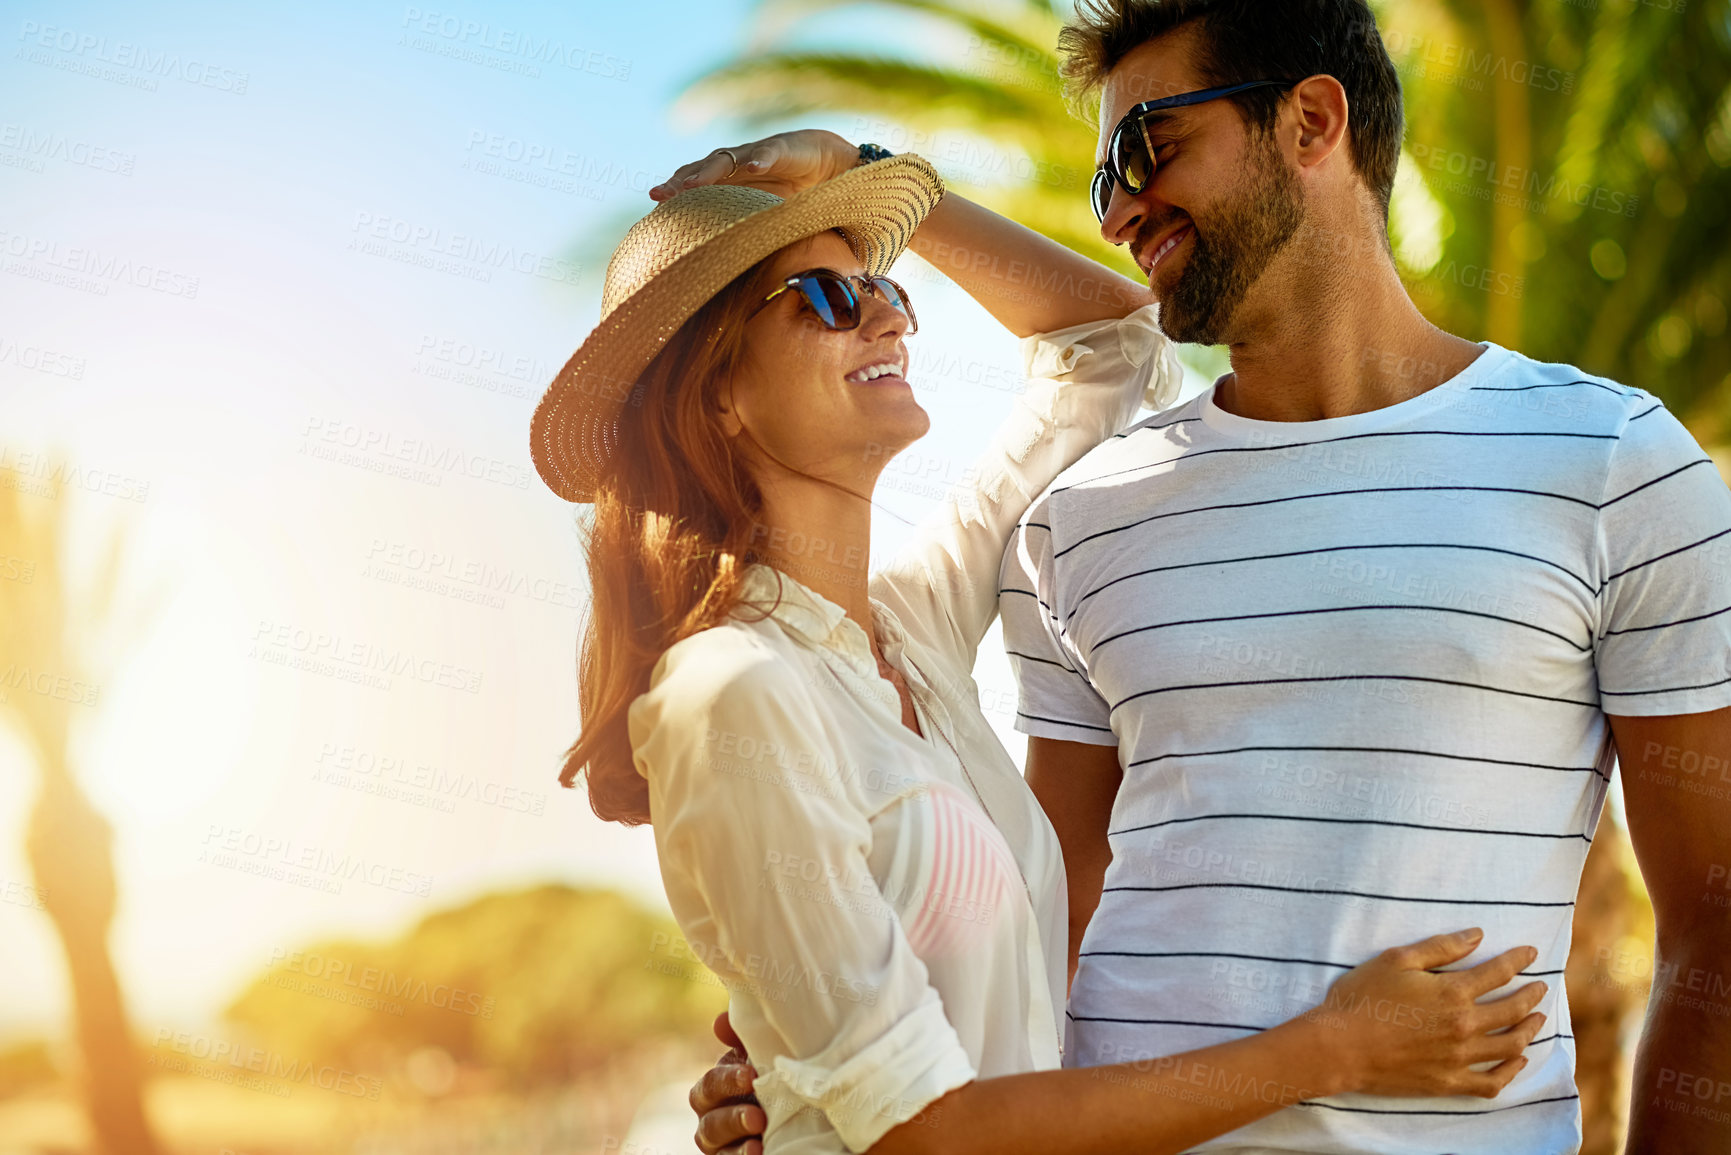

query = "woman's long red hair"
(558, 255), (784, 825)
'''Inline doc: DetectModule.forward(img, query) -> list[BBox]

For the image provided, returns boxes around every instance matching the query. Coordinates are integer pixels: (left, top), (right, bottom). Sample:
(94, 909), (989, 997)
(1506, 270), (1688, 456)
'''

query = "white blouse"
(629, 303), (1180, 1154)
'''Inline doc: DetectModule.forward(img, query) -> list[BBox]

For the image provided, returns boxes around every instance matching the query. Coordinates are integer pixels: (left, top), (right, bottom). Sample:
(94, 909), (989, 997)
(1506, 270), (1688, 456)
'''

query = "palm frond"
(676, 54), (1062, 151)
(752, 0), (1061, 71)
(0, 485), (71, 771)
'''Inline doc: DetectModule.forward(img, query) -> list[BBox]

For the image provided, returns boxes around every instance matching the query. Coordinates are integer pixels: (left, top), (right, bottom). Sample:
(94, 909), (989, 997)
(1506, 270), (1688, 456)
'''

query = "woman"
(529, 136), (1546, 1155)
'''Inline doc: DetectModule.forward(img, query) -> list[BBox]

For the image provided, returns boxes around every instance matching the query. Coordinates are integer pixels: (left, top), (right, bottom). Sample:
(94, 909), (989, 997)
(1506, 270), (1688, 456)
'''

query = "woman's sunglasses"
(1091, 79), (1299, 222)
(748, 268), (919, 334)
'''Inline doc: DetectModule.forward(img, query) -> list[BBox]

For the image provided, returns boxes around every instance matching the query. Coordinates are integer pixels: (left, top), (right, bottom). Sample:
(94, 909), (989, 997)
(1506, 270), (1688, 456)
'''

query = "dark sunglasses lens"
(1113, 118), (1153, 191)
(798, 273), (859, 329)
(1091, 169), (1114, 221)
(870, 277), (918, 332)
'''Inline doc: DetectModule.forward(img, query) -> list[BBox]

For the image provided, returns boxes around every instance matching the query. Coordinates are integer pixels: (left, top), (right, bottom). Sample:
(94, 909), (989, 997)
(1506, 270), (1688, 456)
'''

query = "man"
(1000, 2), (1731, 1151)
(692, 1), (1730, 1150)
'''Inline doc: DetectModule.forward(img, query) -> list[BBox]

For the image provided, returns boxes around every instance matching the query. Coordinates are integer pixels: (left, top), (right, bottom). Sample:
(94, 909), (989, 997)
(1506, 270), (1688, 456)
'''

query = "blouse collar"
(736, 562), (911, 678)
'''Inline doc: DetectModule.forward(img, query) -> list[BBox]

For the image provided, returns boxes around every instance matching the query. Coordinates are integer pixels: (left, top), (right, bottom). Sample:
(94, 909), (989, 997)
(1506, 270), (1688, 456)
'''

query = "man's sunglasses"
(748, 268), (919, 334)
(1091, 79), (1300, 222)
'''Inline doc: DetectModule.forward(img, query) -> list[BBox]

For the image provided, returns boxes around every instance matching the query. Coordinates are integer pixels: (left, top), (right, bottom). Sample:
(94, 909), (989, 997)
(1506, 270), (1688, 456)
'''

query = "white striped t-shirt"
(1000, 341), (1731, 1154)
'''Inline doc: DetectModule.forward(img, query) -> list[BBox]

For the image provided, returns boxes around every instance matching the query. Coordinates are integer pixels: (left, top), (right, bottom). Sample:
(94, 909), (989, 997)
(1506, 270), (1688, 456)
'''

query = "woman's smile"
(844, 354), (908, 386)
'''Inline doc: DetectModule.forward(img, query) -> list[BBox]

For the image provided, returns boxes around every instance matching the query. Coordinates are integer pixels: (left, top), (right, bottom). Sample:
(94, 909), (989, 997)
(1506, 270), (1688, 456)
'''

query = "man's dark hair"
(1058, 0), (1404, 219)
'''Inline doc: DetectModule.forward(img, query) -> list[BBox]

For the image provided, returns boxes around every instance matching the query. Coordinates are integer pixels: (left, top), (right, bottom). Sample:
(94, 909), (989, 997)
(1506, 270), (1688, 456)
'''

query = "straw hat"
(529, 153), (946, 503)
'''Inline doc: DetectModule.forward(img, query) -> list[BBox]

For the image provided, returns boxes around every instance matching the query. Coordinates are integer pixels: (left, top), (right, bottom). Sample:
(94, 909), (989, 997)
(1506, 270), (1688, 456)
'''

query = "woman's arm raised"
(649, 129), (1156, 336)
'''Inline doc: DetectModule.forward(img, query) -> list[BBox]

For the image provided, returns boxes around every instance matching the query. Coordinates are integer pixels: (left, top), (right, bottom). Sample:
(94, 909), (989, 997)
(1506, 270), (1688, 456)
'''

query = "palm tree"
(0, 478), (165, 1155)
(673, 2), (1729, 1149)
(1386, 0), (1731, 431)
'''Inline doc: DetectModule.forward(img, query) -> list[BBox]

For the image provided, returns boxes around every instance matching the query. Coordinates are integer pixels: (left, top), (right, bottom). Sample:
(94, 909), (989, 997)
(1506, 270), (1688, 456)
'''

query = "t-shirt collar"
(1198, 341), (1515, 439)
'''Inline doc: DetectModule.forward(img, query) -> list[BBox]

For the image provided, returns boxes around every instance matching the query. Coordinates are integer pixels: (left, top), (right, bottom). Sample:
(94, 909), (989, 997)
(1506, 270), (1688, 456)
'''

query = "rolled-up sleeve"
(872, 302), (1182, 672)
(630, 630), (976, 1151)
(756, 987), (975, 1149)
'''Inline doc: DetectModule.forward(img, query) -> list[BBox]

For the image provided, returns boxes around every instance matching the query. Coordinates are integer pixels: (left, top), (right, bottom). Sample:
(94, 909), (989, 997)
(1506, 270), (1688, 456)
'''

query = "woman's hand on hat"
(648, 130), (858, 203)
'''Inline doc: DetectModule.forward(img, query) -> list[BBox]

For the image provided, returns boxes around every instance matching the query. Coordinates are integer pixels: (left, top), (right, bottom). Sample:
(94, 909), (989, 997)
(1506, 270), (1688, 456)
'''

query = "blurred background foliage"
(223, 884), (726, 1088)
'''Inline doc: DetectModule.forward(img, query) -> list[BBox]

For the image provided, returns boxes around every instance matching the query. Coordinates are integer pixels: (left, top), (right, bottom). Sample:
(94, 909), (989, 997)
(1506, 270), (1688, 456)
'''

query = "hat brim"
(530, 153), (945, 504)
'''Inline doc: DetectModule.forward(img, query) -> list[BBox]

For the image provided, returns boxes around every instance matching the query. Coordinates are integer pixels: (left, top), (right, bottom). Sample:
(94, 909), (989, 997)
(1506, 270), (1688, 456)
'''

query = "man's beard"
(1153, 133), (1305, 345)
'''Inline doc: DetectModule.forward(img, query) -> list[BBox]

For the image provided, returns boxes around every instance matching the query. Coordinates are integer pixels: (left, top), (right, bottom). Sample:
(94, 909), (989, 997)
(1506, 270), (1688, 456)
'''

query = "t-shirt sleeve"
(1594, 397), (1731, 715)
(998, 490), (1118, 745)
(629, 633), (976, 1151)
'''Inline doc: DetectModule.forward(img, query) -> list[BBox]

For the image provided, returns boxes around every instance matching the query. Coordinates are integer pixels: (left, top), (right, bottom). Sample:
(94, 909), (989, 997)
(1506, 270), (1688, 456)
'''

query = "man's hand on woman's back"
(691, 1011), (766, 1155)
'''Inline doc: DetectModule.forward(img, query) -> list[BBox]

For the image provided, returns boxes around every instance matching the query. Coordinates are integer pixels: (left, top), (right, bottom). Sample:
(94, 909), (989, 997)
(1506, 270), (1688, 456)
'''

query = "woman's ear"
(712, 376), (743, 440)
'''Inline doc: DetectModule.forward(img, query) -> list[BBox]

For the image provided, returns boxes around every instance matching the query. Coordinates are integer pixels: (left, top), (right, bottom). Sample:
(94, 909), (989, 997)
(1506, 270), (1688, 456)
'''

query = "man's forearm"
(908, 191), (1155, 338)
(1623, 935), (1731, 1150)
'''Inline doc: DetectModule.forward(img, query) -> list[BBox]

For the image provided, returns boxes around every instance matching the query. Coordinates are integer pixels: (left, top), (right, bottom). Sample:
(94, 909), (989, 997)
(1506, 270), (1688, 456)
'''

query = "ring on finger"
(715, 148), (740, 179)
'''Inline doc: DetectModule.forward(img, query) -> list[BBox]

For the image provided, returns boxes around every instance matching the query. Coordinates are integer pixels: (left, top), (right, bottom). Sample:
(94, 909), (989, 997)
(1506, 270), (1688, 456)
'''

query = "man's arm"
(1024, 736), (1123, 992)
(1608, 706), (1731, 1153)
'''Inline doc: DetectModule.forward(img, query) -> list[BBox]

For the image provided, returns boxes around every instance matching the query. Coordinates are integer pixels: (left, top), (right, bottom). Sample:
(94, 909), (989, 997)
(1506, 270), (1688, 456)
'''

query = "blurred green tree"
(1385, 0), (1731, 433)
(225, 884), (726, 1087)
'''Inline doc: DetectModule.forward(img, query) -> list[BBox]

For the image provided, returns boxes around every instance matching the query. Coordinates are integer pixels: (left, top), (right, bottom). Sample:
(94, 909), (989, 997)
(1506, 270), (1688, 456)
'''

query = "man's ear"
(1288, 73), (1351, 174)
